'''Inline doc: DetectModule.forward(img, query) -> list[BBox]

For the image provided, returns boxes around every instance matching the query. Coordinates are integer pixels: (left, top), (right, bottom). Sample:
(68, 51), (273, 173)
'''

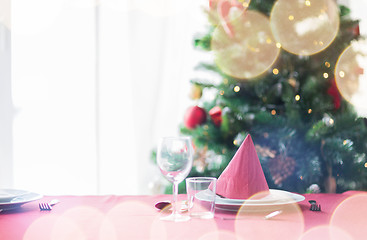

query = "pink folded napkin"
(215, 134), (269, 199)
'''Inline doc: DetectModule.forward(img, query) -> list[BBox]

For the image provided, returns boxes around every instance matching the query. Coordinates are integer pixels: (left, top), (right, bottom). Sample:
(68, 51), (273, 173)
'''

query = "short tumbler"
(186, 177), (217, 219)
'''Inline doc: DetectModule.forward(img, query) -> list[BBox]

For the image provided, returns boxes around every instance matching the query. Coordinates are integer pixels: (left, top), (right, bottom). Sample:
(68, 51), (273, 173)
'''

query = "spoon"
(155, 201), (171, 210)
(154, 201), (188, 212)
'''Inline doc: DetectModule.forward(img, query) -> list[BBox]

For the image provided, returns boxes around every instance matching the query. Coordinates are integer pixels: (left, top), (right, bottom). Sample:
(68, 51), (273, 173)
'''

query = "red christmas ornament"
(209, 106), (222, 127)
(352, 24), (360, 36)
(327, 78), (341, 109)
(184, 106), (207, 129)
(209, 0), (216, 9)
(347, 23), (359, 37)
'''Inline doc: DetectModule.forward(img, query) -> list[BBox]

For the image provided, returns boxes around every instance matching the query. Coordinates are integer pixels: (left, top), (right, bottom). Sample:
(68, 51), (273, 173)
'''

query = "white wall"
(0, 22), (13, 189)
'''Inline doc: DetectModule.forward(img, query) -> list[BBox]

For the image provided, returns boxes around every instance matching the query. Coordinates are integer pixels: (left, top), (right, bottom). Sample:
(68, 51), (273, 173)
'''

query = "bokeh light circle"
(299, 225), (353, 240)
(335, 40), (367, 117)
(23, 215), (59, 240)
(102, 201), (165, 239)
(24, 206), (105, 240)
(211, 10), (280, 80)
(198, 230), (244, 240)
(51, 215), (86, 240)
(52, 206), (105, 240)
(270, 0), (339, 56)
(234, 191), (304, 239)
(330, 193), (367, 240)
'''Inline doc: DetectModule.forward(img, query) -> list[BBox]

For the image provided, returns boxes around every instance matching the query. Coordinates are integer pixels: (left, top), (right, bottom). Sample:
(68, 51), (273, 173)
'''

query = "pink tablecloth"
(0, 191), (366, 239)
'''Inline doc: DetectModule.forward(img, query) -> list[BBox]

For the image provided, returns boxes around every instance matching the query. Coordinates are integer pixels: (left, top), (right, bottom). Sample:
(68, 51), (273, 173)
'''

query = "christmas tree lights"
(178, 0), (367, 193)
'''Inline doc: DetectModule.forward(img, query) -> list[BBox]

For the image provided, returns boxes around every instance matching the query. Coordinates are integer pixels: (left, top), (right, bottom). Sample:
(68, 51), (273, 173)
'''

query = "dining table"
(0, 190), (366, 240)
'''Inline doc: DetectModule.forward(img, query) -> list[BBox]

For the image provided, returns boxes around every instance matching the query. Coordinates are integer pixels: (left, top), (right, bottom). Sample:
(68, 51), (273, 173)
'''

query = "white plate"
(0, 189), (29, 202)
(0, 189), (42, 211)
(196, 189), (305, 212)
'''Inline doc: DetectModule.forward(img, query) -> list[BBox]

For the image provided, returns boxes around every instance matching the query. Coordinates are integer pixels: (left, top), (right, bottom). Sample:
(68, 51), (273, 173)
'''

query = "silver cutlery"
(217, 210), (283, 220)
(39, 199), (60, 211)
(309, 200), (321, 211)
(155, 201), (171, 210)
(154, 200), (188, 212)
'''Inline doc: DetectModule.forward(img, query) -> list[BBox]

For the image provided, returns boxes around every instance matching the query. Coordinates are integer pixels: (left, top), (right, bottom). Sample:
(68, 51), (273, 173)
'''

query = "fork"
(309, 200), (321, 211)
(39, 199), (60, 211)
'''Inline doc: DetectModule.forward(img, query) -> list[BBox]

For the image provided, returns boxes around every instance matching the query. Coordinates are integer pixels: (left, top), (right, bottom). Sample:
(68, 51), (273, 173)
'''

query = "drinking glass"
(186, 177), (217, 219)
(157, 136), (194, 222)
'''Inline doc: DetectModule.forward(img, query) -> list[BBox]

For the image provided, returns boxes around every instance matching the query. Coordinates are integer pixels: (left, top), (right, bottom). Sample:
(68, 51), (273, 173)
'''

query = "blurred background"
(0, 0), (366, 195)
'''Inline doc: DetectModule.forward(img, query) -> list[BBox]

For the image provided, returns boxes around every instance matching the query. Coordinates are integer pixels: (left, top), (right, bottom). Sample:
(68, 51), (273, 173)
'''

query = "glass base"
(189, 212), (214, 219)
(160, 213), (190, 222)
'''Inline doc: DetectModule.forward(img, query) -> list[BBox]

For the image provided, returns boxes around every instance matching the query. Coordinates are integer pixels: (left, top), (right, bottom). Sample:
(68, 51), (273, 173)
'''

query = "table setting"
(156, 135), (306, 218)
(0, 134), (366, 239)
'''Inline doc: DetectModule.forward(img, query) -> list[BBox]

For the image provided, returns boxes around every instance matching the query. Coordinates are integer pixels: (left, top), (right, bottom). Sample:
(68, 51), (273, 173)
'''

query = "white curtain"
(1, 0), (207, 195)
(11, 0), (99, 195)
(0, 0), (12, 189)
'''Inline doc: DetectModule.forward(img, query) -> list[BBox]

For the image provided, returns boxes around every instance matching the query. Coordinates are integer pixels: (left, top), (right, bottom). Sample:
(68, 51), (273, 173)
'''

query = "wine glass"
(157, 136), (194, 222)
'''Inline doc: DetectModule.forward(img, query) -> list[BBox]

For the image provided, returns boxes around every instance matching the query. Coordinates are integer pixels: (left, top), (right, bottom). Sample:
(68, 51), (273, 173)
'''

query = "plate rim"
(0, 189), (29, 202)
(0, 189), (42, 209)
(196, 189), (305, 207)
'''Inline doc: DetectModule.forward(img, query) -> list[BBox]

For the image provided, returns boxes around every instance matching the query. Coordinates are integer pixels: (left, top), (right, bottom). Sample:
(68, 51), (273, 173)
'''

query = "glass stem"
(172, 181), (179, 215)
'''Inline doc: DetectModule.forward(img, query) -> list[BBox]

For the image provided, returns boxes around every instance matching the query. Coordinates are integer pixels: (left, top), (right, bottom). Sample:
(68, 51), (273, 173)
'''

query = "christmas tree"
(179, 0), (367, 194)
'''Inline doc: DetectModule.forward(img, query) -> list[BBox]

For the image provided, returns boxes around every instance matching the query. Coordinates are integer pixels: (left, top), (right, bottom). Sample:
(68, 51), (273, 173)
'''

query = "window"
(3, 0), (205, 195)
